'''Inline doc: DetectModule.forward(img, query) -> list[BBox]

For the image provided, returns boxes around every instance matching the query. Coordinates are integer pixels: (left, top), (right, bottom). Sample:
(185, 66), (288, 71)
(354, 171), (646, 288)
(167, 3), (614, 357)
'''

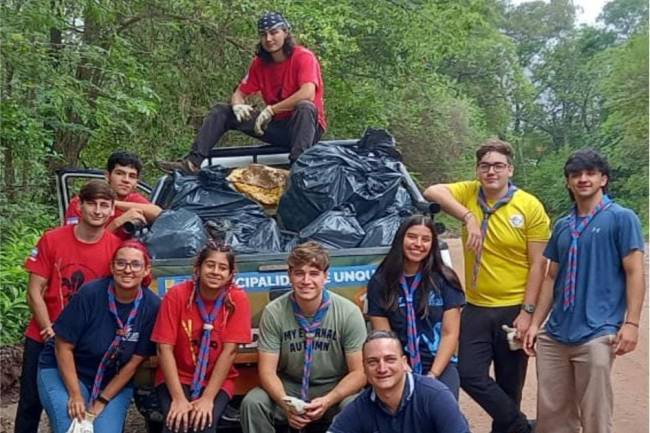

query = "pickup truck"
(55, 138), (449, 432)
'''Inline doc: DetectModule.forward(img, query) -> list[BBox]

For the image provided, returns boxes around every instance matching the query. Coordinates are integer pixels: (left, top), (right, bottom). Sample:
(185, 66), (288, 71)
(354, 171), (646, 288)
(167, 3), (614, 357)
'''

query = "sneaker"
(156, 158), (199, 175)
(220, 403), (240, 423)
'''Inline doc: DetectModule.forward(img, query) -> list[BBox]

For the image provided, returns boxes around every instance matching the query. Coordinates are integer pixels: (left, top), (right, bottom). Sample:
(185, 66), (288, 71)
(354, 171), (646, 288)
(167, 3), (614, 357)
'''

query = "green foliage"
(0, 0), (647, 251)
(0, 203), (57, 345)
(598, 29), (649, 231)
(518, 147), (574, 222)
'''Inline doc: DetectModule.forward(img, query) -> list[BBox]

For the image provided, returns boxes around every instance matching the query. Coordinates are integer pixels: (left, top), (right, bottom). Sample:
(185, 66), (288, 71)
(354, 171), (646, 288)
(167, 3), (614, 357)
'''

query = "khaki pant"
(536, 332), (616, 433)
(240, 380), (356, 433)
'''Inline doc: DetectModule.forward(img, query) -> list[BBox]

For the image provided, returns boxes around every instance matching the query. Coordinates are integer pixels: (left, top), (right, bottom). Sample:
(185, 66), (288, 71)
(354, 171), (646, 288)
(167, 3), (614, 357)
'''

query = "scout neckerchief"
(472, 183), (518, 288)
(563, 195), (612, 311)
(190, 279), (227, 400)
(290, 290), (332, 402)
(400, 272), (423, 374)
(90, 281), (143, 403)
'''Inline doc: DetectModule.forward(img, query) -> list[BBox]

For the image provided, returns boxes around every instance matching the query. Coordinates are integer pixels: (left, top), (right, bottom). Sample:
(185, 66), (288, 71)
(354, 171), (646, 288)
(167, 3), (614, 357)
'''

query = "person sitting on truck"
(327, 330), (471, 433)
(65, 151), (162, 239)
(157, 11), (326, 175)
(36, 240), (161, 433)
(240, 241), (367, 433)
(366, 215), (465, 399)
(151, 241), (252, 433)
(14, 180), (123, 433)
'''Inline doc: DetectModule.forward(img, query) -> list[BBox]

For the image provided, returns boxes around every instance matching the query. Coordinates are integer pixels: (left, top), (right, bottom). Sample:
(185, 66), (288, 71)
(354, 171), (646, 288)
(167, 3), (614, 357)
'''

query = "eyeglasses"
(478, 162), (509, 173)
(113, 259), (145, 272)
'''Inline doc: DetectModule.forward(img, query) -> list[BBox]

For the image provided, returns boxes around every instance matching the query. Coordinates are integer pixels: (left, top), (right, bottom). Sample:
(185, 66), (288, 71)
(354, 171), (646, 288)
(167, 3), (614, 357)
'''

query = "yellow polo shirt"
(448, 181), (550, 307)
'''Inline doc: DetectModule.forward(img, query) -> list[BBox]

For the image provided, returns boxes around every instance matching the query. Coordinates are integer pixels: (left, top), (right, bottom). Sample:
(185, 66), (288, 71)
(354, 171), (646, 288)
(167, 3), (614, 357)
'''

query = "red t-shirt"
(151, 281), (252, 398)
(239, 45), (326, 131)
(64, 192), (150, 240)
(24, 225), (122, 342)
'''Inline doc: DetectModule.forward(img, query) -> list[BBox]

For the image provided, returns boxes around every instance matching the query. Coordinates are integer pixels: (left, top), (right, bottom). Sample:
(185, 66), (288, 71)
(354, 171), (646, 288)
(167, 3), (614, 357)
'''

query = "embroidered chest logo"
(509, 214), (524, 228)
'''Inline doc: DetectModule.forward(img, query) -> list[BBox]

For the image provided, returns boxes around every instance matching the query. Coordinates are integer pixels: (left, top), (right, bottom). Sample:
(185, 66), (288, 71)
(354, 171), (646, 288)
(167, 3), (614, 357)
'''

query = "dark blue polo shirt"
(328, 373), (471, 433)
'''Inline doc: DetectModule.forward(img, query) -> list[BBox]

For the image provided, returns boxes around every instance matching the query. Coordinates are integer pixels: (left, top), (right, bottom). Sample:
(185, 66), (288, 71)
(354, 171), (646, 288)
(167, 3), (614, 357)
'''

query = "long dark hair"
(192, 241), (237, 316)
(255, 32), (296, 63)
(374, 215), (462, 317)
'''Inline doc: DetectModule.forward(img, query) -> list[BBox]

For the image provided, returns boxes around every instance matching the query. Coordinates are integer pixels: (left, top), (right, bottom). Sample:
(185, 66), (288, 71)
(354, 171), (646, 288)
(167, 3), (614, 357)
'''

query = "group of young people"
(13, 9), (645, 433)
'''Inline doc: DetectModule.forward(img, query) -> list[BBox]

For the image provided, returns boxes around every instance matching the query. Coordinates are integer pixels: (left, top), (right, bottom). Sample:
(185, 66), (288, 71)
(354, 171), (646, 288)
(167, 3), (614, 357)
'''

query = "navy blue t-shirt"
(328, 373), (471, 433)
(544, 203), (644, 344)
(39, 277), (160, 388)
(367, 273), (465, 370)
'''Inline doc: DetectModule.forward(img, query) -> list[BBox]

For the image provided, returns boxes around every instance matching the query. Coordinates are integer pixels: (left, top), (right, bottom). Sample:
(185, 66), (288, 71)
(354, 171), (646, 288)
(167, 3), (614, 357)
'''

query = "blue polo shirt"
(544, 203), (644, 344)
(328, 373), (471, 433)
(39, 277), (160, 388)
(367, 273), (465, 371)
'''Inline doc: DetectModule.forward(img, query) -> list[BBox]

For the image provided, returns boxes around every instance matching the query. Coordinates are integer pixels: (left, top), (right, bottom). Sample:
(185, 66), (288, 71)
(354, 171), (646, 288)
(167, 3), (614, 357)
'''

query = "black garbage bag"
(169, 166), (283, 253)
(298, 206), (365, 249)
(278, 128), (404, 232)
(142, 209), (208, 259)
(394, 186), (413, 210)
(169, 167), (267, 221)
(360, 208), (414, 247)
(220, 216), (283, 254)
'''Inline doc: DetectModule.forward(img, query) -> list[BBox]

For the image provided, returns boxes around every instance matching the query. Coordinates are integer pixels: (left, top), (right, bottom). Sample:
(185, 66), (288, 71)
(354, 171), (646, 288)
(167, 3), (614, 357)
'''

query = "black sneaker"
(220, 403), (240, 423)
(156, 159), (199, 175)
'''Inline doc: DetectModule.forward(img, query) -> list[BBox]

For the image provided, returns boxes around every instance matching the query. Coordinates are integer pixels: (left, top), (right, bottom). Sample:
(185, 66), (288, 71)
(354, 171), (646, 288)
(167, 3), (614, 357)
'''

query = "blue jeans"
(37, 368), (133, 433)
(435, 362), (461, 400)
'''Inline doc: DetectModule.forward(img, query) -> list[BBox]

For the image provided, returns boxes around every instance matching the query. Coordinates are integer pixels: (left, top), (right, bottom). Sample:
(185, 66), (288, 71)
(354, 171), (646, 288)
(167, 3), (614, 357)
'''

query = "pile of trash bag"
(278, 128), (414, 248)
(145, 128), (417, 256)
(162, 167), (283, 255)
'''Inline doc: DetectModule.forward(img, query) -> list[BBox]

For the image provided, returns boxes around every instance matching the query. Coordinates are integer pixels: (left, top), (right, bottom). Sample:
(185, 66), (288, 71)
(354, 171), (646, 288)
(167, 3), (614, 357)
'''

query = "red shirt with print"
(239, 45), (326, 131)
(151, 281), (252, 398)
(24, 225), (122, 343)
(64, 192), (150, 240)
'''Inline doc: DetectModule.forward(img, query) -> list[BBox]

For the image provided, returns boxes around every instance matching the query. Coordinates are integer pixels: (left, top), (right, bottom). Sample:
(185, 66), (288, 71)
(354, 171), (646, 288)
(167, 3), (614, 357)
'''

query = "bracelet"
(461, 211), (473, 225)
(624, 321), (639, 328)
(96, 394), (110, 405)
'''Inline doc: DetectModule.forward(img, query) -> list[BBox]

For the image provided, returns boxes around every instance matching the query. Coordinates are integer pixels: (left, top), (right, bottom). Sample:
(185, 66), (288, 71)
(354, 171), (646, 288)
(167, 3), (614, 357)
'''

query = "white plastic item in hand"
(65, 419), (94, 433)
(501, 324), (523, 351)
(282, 396), (307, 415)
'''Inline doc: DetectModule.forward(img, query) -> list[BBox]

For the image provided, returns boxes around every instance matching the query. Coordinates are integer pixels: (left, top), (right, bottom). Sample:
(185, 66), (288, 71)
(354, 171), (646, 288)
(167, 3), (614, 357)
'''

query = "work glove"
(254, 105), (275, 135)
(232, 104), (254, 123)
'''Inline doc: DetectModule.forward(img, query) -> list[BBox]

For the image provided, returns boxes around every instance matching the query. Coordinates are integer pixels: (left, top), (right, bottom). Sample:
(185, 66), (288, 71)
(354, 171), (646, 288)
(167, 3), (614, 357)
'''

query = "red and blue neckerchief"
(472, 183), (518, 288)
(190, 282), (227, 400)
(400, 272), (423, 374)
(290, 290), (331, 402)
(90, 282), (143, 403)
(563, 195), (612, 311)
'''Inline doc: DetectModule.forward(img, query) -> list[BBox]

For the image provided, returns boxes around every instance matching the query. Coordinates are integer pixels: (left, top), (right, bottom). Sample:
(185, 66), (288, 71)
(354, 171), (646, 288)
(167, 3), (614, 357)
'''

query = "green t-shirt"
(258, 291), (367, 387)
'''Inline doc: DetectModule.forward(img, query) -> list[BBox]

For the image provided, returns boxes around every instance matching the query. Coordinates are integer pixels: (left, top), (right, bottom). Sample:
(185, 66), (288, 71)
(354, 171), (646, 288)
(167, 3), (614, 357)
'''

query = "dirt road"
(443, 237), (649, 433)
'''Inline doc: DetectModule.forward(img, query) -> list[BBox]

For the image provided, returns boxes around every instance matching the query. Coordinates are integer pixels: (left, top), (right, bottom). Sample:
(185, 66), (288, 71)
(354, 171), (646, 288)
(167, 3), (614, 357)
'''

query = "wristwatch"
(521, 304), (535, 314)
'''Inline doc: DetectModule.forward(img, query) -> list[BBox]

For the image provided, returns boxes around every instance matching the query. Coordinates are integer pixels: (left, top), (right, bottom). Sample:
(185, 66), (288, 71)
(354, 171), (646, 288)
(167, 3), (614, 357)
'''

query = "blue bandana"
(258, 12), (290, 33)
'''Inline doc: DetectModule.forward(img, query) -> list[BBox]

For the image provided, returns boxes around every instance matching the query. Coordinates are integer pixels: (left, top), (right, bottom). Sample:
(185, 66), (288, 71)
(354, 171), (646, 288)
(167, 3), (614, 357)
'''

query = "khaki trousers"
(536, 332), (616, 433)
(240, 380), (356, 433)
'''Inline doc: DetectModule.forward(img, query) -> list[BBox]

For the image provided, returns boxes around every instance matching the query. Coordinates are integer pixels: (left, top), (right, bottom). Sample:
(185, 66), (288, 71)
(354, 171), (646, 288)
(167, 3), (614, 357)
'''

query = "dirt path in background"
(443, 237), (649, 433)
(1, 238), (647, 432)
